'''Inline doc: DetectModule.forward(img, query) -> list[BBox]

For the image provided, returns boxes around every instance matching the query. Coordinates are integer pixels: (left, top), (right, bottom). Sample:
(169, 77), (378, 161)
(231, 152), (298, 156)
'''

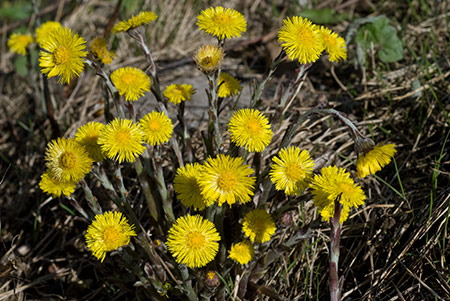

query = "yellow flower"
(85, 211), (137, 262)
(39, 27), (87, 84)
(90, 37), (115, 64)
(75, 121), (105, 162)
(139, 111), (173, 145)
(228, 108), (273, 152)
(318, 26), (347, 63)
(7, 33), (34, 55)
(228, 240), (254, 265)
(166, 215), (220, 268)
(197, 6), (247, 40)
(270, 146), (315, 195)
(278, 16), (324, 64)
(35, 21), (63, 45)
(193, 44), (224, 73)
(111, 67), (151, 101)
(242, 209), (276, 243)
(98, 118), (145, 163)
(39, 170), (77, 197)
(198, 154), (255, 206)
(112, 11), (158, 33)
(357, 144), (396, 178)
(218, 72), (241, 97)
(310, 165), (365, 223)
(164, 84), (195, 104)
(173, 163), (214, 211)
(45, 138), (92, 182)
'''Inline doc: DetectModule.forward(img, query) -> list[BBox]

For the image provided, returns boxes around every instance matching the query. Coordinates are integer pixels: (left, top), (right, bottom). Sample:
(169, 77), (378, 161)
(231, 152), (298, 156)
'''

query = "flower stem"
(329, 198), (342, 301)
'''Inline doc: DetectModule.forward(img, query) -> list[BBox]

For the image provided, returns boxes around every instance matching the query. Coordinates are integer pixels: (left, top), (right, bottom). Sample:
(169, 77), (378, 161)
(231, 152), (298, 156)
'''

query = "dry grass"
(0, 0), (449, 300)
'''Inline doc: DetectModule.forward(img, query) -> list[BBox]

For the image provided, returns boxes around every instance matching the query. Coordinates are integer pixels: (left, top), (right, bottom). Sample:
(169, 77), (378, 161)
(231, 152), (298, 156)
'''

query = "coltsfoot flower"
(90, 37), (115, 64)
(197, 6), (247, 40)
(218, 72), (241, 98)
(45, 138), (92, 182)
(193, 44), (224, 73)
(8, 33), (34, 55)
(85, 211), (137, 262)
(35, 21), (62, 45)
(242, 209), (276, 243)
(166, 215), (220, 268)
(75, 121), (105, 162)
(270, 146), (315, 195)
(198, 154), (255, 206)
(228, 240), (254, 265)
(112, 11), (158, 33)
(98, 118), (145, 163)
(164, 84), (195, 105)
(39, 27), (87, 84)
(111, 67), (151, 101)
(228, 108), (272, 152)
(39, 170), (77, 197)
(318, 26), (347, 62)
(174, 163), (214, 211)
(310, 165), (365, 223)
(357, 143), (397, 178)
(278, 16), (324, 64)
(139, 111), (173, 145)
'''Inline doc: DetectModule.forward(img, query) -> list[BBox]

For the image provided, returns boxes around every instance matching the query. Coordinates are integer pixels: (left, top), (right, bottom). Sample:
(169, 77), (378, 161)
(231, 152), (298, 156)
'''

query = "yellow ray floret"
(39, 170), (77, 197)
(45, 138), (93, 182)
(111, 67), (151, 101)
(75, 121), (106, 162)
(85, 211), (137, 262)
(112, 11), (158, 33)
(164, 84), (195, 104)
(139, 111), (173, 145)
(98, 118), (145, 163)
(90, 37), (115, 64)
(198, 154), (255, 206)
(8, 33), (34, 55)
(166, 215), (220, 268)
(218, 72), (241, 98)
(197, 6), (247, 40)
(270, 146), (315, 195)
(228, 108), (273, 152)
(228, 240), (254, 264)
(35, 21), (63, 45)
(242, 209), (276, 243)
(318, 26), (347, 63)
(39, 27), (87, 84)
(278, 16), (324, 64)
(357, 144), (396, 178)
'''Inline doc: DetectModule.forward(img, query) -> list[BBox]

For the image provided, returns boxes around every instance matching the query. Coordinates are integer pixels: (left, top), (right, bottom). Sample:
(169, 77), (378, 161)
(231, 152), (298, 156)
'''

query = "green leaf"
(355, 16), (404, 63)
(0, 1), (32, 21)
(14, 55), (28, 76)
(299, 8), (348, 24)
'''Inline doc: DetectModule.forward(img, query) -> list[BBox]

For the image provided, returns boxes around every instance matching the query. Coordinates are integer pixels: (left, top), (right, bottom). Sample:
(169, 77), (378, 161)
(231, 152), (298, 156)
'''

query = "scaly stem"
(329, 198), (342, 301)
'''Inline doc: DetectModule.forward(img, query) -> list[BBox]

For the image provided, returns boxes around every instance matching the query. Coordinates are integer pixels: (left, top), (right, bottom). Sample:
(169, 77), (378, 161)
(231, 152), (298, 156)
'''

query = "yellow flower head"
(310, 165), (365, 223)
(111, 67), (151, 101)
(197, 6), (247, 40)
(90, 37), (115, 64)
(318, 26), (347, 63)
(218, 72), (242, 98)
(35, 21), (63, 45)
(198, 154), (255, 206)
(45, 138), (92, 182)
(270, 146), (315, 195)
(164, 84), (195, 105)
(75, 121), (106, 162)
(98, 118), (145, 163)
(174, 163), (214, 211)
(242, 209), (276, 243)
(8, 33), (34, 56)
(85, 211), (137, 262)
(39, 170), (77, 197)
(166, 215), (221, 268)
(228, 108), (273, 152)
(193, 44), (224, 73)
(112, 11), (158, 33)
(228, 240), (254, 265)
(39, 27), (87, 84)
(139, 111), (173, 145)
(357, 144), (396, 178)
(278, 16), (324, 64)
